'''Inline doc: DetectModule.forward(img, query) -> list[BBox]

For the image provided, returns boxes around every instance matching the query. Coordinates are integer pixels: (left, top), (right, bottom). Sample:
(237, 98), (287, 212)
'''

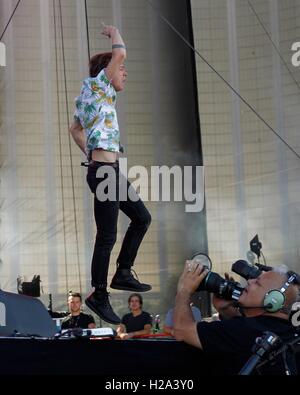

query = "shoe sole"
(85, 298), (121, 325)
(110, 284), (152, 292)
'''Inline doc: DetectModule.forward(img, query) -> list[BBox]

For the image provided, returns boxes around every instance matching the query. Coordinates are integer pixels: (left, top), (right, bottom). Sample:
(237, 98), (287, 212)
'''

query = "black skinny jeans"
(86, 161), (151, 288)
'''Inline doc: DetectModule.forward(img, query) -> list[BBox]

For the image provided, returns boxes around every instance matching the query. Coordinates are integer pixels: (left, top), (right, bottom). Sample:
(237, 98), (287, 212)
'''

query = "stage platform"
(0, 336), (299, 377)
(0, 337), (202, 376)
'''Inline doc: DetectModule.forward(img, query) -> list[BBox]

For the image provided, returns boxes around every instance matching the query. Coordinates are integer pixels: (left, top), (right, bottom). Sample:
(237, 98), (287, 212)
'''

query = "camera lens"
(197, 271), (243, 300)
(231, 260), (261, 280)
(191, 253), (212, 271)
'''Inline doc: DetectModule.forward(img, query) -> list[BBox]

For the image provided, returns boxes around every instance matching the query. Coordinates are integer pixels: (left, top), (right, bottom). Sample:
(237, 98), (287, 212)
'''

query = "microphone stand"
(239, 331), (282, 375)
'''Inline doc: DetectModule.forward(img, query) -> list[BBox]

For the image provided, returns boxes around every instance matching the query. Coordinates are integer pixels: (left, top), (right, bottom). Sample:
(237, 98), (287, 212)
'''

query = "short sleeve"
(73, 108), (80, 123)
(73, 107), (80, 123)
(143, 312), (153, 326)
(121, 314), (129, 326)
(94, 68), (111, 93)
(197, 317), (253, 355)
(60, 316), (69, 330)
(86, 314), (95, 325)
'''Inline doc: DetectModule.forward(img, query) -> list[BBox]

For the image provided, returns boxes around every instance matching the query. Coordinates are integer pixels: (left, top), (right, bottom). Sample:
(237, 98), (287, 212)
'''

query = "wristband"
(112, 44), (126, 49)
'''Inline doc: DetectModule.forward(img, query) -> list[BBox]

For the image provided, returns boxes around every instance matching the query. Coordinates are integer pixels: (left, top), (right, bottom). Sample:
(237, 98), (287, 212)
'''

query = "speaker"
(0, 290), (57, 337)
(17, 275), (41, 297)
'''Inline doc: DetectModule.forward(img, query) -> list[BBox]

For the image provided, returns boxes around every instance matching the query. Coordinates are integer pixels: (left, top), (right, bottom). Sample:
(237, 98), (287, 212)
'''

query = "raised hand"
(101, 23), (118, 39)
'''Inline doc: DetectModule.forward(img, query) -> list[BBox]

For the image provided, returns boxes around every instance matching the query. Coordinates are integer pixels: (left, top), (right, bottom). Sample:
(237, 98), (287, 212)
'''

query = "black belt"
(81, 160), (119, 168)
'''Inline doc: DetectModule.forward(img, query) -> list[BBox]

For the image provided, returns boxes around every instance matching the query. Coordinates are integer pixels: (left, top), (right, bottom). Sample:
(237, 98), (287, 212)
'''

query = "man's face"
(68, 296), (81, 314)
(112, 64), (127, 92)
(129, 296), (141, 312)
(238, 271), (285, 309)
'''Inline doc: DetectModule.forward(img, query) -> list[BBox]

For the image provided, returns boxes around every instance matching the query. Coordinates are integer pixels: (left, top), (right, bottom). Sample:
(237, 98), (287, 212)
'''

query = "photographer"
(174, 260), (300, 375)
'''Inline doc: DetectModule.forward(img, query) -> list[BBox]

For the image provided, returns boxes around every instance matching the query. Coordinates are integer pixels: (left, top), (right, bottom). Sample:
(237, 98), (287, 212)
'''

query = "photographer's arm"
(173, 261), (208, 349)
(174, 290), (202, 349)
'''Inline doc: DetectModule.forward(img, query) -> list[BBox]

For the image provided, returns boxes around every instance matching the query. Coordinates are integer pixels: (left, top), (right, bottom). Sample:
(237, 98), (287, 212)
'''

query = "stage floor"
(0, 337), (202, 376)
(0, 337), (299, 376)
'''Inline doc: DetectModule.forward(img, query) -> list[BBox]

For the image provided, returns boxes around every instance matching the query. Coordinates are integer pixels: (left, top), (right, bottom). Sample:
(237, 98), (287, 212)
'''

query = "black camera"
(232, 260), (300, 286)
(193, 234), (300, 303)
(197, 271), (244, 300)
(192, 253), (274, 301)
(198, 260), (274, 301)
(192, 254), (244, 301)
(232, 259), (262, 280)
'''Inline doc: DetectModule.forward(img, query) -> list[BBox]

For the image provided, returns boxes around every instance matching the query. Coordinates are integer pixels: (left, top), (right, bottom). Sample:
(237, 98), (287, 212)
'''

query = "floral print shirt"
(74, 69), (122, 156)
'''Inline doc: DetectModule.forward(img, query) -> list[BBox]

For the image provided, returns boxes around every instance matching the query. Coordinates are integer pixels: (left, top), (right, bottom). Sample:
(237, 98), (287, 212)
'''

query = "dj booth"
(0, 337), (203, 375)
(1, 291), (300, 378)
(0, 290), (204, 377)
(1, 336), (300, 377)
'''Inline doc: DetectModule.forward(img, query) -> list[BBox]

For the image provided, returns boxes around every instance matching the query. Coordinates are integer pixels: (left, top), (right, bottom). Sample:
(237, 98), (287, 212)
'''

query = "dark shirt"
(197, 315), (298, 375)
(61, 312), (95, 330)
(122, 311), (152, 333)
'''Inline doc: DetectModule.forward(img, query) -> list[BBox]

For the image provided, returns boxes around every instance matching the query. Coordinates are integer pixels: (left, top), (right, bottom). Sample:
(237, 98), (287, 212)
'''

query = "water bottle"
(55, 318), (61, 333)
(153, 314), (160, 334)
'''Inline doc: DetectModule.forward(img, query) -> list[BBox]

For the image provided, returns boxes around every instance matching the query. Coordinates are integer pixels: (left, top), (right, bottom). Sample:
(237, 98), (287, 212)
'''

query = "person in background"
(117, 293), (152, 339)
(164, 301), (201, 336)
(61, 292), (96, 330)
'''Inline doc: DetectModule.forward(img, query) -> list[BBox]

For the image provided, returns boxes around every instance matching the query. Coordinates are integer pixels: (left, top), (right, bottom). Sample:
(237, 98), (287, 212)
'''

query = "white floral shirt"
(74, 69), (122, 156)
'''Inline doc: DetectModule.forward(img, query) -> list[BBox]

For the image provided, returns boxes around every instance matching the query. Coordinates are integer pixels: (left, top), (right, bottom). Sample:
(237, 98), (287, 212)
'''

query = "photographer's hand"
(177, 260), (209, 296)
(173, 260), (207, 349)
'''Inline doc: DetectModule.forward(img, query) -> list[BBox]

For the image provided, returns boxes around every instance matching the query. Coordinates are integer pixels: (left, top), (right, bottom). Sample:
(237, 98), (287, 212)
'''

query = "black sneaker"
(110, 268), (152, 292)
(85, 290), (121, 325)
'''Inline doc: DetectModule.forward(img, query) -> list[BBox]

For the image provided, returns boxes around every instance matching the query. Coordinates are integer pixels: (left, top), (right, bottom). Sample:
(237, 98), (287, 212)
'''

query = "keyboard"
(59, 327), (116, 338)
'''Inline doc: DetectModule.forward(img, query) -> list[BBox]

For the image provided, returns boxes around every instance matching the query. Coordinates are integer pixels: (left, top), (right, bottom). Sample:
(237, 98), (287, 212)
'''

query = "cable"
(282, 348), (291, 375)
(247, 0), (300, 93)
(58, 0), (82, 294)
(0, 0), (22, 41)
(53, 0), (69, 297)
(84, 0), (91, 60)
(144, 0), (300, 161)
(261, 251), (267, 265)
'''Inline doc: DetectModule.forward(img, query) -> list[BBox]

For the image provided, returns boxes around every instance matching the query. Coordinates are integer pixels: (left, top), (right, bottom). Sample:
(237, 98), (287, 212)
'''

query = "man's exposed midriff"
(91, 148), (118, 163)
